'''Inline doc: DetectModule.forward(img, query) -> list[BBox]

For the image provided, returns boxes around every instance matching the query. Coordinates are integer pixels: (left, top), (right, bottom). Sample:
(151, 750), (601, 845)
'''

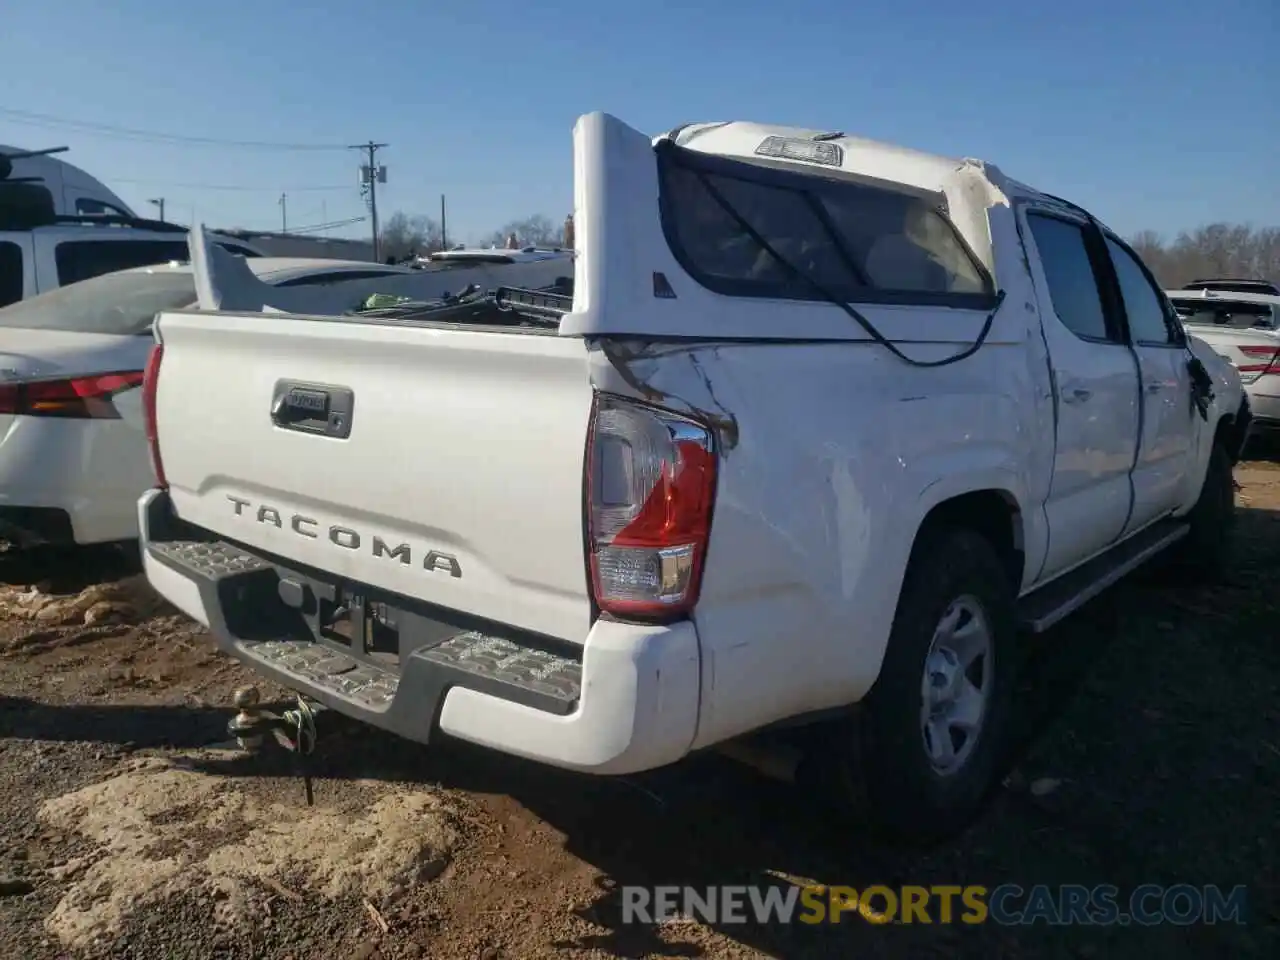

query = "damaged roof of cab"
(661, 120), (1028, 205)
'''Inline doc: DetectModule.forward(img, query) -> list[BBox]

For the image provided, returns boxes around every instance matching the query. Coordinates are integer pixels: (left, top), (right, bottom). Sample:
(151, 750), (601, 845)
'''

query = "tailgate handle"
(270, 381), (354, 439)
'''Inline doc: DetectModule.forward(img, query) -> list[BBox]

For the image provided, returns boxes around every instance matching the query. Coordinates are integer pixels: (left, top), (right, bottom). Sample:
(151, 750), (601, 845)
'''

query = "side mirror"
(1186, 355), (1214, 421)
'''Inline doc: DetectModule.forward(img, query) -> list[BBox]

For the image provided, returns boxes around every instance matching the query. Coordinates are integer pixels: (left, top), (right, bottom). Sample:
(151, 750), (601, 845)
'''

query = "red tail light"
(1237, 345), (1280, 375)
(0, 371), (144, 419)
(141, 344), (167, 489)
(586, 394), (717, 621)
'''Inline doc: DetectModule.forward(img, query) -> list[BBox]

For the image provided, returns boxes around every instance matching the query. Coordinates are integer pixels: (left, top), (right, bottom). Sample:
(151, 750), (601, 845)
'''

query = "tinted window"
(1027, 214), (1111, 341)
(272, 269), (405, 287)
(0, 241), (23, 308)
(1105, 237), (1175, 344)
(0, 269), (195, 335)
(75, 198), (133, 218)
(55, 239), (190, 286)
(659, 159), (992, 302)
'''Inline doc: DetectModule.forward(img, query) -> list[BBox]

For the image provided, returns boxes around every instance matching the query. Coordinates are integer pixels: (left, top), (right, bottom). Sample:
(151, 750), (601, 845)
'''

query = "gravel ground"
(1, 465), (1278, 959)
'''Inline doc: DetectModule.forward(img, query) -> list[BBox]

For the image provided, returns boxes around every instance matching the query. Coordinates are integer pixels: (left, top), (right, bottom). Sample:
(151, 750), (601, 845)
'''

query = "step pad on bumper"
(149, 539), (270, 579)
(148, 536), (583, 717)
(249, 639), (400, 710)
(419, 633), (582, 708)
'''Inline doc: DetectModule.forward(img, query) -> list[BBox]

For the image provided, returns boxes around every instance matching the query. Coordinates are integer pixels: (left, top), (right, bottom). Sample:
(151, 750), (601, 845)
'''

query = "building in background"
(211, 228), (375, 262)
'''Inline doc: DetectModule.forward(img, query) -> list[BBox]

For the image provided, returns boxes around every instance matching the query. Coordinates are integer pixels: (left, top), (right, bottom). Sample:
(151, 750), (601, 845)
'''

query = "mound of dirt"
(0, 575), (169, 629)
(38, 754), (458, 952)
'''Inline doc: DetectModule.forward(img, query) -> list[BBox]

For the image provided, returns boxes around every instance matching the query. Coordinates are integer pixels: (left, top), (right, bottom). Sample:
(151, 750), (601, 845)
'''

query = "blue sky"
(1, 0), (1273, 243)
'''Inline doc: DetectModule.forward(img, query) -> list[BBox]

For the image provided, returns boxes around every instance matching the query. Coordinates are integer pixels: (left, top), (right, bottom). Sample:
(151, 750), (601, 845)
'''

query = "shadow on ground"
(0, 541), (141, 592)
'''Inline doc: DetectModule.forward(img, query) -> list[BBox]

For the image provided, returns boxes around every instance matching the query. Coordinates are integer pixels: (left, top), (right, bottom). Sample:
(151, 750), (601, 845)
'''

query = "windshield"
(0, 270), (196, 335)
(1171, 298), (1277, 330)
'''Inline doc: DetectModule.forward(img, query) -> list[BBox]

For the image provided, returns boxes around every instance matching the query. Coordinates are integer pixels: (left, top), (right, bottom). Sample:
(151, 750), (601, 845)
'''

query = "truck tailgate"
(152, 310), (595, 643)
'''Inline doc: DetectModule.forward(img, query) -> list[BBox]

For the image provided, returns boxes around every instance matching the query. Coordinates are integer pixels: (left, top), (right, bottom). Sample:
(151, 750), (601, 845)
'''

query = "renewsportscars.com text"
(621, 883), (1248, 926)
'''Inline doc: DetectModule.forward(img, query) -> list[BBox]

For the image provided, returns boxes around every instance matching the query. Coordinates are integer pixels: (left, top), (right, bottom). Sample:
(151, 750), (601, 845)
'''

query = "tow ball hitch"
(227, 686), (323, 806)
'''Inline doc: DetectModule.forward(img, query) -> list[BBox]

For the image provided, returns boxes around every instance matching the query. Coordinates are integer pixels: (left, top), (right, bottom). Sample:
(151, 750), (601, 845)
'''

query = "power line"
(109, 177), (351, 193)
(287, 216), (368, 235)
(0, 106), (350, 151)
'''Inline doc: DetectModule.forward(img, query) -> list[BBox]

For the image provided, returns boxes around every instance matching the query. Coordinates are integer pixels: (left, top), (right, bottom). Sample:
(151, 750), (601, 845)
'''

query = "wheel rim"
(919, 595), (994, 777)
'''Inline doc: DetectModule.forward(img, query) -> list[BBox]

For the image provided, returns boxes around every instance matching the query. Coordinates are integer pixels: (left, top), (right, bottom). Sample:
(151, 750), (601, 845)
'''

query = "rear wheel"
(839, 526), (1017, 843)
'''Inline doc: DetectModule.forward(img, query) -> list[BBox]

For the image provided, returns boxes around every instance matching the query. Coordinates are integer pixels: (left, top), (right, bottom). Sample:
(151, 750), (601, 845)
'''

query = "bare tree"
(481, 214), (564, 249)
(379, 211), (444, 262)
(1129, 223), (1280, 288)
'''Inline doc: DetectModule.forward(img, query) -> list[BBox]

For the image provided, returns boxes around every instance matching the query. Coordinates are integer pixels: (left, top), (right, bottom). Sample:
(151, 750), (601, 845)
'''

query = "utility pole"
(440, 194), (447, 251)
(351, 141), (388, 261)
(148, 198), (165, 222)
(278, 193), (287, 233)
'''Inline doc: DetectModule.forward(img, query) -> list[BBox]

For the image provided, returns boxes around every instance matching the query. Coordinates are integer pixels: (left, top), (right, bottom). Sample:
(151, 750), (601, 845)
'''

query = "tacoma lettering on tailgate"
(225, 495), (462, 577)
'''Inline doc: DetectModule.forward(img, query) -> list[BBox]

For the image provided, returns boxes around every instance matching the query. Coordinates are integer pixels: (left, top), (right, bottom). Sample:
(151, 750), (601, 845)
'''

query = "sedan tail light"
(0, 371), (144, 419)
(141, 344), (167, 489)
(1237, 345), (1280, 376)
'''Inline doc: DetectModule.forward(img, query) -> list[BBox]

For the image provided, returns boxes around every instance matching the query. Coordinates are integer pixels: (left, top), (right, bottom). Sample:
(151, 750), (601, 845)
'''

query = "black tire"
(840, 526), (1017, 843)
(1165, 440), (1235, 581)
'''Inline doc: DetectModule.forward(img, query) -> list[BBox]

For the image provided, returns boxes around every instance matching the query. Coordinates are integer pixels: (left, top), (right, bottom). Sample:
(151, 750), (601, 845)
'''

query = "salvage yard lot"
(2, 466), (1278, 960)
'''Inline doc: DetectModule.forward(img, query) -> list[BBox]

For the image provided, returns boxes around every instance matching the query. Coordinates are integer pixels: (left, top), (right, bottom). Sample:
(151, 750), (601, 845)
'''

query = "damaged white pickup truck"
(138, 113), (1248, 840)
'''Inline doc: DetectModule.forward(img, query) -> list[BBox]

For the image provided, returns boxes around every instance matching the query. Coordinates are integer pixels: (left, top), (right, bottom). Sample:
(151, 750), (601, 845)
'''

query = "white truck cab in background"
(137, 112), (1247, 841)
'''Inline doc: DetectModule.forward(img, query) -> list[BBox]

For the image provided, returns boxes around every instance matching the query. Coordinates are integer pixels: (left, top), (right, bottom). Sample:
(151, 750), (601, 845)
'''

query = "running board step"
(1017, 520), (1189, 633)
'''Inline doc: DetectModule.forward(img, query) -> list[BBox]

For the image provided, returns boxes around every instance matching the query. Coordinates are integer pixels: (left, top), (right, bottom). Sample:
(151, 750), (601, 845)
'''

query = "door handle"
(1062, 387), (1091, 404)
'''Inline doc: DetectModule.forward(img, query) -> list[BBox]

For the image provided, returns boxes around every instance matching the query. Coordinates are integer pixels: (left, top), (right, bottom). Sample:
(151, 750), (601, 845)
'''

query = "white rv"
(0, 145), (135, 219)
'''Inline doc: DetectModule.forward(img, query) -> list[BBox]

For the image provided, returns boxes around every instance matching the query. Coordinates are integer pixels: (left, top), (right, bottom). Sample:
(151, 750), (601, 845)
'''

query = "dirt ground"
(1, 467), (1278, 960)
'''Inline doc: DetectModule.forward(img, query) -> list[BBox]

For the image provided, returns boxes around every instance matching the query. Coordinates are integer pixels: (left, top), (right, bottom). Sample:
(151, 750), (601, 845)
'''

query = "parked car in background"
(418, 246), (574, 267)
(1, 176), (268, 308)
(1179, 277), (1279, 297)
(138, 111), (1248, 842)
(1169, 286), (1280, 441)
(0, 257), (419, 549)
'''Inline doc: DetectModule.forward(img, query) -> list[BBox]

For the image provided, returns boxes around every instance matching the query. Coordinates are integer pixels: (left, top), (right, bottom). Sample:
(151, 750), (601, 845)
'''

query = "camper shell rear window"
(656, 141), (997, 309)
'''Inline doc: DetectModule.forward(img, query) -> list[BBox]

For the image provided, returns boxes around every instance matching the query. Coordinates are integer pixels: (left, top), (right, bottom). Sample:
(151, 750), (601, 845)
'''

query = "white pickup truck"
(138, 113), (1248, 840)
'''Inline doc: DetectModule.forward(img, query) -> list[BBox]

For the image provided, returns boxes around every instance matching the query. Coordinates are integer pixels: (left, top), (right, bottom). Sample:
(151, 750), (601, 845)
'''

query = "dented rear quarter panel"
(572, 112), (1058, 745)
(586, 332), (1048, 748)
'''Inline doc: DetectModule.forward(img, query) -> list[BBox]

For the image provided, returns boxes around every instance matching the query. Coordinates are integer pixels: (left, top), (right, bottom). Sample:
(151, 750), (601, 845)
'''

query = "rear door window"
(657, 149), (994, 307)
(1026, 214), (1115, 343)
(54, 239), (191, 286)
(0, 240), (23, 308)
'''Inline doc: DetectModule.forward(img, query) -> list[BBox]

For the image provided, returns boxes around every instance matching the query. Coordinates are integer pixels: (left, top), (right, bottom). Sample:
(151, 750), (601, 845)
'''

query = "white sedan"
(0, 257), (420, 549)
